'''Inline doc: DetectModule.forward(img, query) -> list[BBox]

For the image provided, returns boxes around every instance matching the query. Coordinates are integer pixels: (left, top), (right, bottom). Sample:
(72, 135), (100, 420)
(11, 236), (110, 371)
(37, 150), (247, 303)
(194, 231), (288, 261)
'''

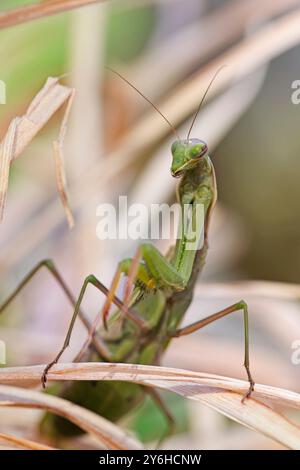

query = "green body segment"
(41, 141), (217, 437)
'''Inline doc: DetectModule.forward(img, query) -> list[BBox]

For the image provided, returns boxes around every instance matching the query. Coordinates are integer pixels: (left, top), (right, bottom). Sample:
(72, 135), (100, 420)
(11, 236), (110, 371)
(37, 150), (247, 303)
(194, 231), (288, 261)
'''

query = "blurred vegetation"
(216, 47), (300, 282)
(0, 4), (155, 112)
(1, 0), (300, 450)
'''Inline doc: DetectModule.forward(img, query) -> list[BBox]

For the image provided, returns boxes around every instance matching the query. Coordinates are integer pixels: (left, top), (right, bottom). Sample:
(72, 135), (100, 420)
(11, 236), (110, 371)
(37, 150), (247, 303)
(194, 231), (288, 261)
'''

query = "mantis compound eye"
(186, 139), (208, 159)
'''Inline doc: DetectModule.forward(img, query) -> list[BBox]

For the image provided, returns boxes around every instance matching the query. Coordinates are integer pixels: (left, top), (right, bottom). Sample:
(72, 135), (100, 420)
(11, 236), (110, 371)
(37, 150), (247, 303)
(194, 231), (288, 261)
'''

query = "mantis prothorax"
(0, 68), (254, 439)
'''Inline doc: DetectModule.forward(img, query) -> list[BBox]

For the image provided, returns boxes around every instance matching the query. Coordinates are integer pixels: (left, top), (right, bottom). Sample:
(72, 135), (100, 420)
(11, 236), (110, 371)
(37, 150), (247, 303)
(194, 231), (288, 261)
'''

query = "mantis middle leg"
(0, 260), (147, 384)
(41, 272), (151, 386)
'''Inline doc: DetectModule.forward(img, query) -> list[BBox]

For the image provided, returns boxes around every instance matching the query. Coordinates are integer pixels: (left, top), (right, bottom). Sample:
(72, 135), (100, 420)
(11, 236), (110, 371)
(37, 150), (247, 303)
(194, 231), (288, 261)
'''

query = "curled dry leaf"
(0, 383), (141, 450)
(53, 88), (76, 229)
(0, 363), (300, 449)
(0, 432), (55, 450)
(0, 77), (74, 227)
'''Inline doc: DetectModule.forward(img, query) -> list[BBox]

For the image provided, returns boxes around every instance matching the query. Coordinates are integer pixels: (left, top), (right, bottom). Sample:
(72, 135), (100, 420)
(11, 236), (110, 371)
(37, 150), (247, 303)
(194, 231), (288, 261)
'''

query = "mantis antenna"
(107, 67), (181, 141)
(186, 65), (227, 140)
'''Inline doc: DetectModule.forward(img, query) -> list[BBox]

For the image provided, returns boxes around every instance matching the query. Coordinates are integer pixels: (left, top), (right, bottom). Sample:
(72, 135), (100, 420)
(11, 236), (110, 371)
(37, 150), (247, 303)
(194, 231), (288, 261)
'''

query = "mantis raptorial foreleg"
(169, 300), (255, 401)
(101, 256), (153, 328)
(101, 243), (187, 326)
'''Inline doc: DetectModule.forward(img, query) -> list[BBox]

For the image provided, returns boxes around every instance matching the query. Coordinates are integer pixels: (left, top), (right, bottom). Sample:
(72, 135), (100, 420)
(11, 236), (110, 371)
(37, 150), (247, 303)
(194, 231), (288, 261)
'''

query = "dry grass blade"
(0, 384), (141, 450)
(0, 432), (55, 450)
(0, 1), (108, 29)
(1, 363), (300, 449)
(0, 118), (19, 220)
(53, 88), (76, 228)
(53, 140), (74, 229)
(0, 77), (74, 227)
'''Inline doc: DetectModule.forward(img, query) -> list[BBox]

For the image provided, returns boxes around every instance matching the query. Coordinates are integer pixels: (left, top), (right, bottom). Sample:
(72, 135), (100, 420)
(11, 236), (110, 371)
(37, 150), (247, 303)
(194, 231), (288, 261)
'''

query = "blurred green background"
(1, 0), (299, 282)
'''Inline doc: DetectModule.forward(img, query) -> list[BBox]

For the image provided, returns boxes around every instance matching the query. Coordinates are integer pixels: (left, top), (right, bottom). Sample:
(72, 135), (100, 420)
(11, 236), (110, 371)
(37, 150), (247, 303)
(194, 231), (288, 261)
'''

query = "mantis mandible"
(0, 69), (255, 439)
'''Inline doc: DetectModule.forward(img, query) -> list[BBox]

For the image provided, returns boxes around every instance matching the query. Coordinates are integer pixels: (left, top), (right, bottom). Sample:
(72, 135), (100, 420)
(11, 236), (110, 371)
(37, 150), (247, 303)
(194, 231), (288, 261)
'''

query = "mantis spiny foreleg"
(101, 243), (188, 327)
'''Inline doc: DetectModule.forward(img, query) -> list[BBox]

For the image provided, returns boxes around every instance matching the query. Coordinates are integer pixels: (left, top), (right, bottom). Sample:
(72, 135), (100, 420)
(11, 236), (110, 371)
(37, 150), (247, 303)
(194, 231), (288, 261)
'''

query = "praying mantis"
(0, 69), (255, 439)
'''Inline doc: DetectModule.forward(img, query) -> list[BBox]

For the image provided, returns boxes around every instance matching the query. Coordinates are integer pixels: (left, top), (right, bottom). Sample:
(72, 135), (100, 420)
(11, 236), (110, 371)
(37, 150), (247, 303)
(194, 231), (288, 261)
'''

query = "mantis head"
(171, 139), (208, 177)
(107, 67), (223, 178)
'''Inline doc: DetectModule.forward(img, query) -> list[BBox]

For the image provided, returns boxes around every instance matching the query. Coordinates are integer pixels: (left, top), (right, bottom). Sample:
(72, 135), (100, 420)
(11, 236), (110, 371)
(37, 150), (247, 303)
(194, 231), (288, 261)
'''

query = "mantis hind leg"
(169, 300), (255, 401)
(0, 259), (73, 315)
(0, 259), (108, 358)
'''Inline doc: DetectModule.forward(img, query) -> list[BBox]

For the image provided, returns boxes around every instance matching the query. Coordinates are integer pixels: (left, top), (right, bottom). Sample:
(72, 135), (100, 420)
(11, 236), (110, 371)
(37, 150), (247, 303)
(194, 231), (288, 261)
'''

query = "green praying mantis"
(0, 69), (255, 439)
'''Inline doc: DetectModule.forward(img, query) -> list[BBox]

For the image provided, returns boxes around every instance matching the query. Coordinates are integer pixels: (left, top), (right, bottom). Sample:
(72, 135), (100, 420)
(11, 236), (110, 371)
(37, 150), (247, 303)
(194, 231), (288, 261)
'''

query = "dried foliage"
(0, 382), (142, 450)
(0, 432), (54, 450)
(0, 77), (74, 227)
(0, 363), (300, 449)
